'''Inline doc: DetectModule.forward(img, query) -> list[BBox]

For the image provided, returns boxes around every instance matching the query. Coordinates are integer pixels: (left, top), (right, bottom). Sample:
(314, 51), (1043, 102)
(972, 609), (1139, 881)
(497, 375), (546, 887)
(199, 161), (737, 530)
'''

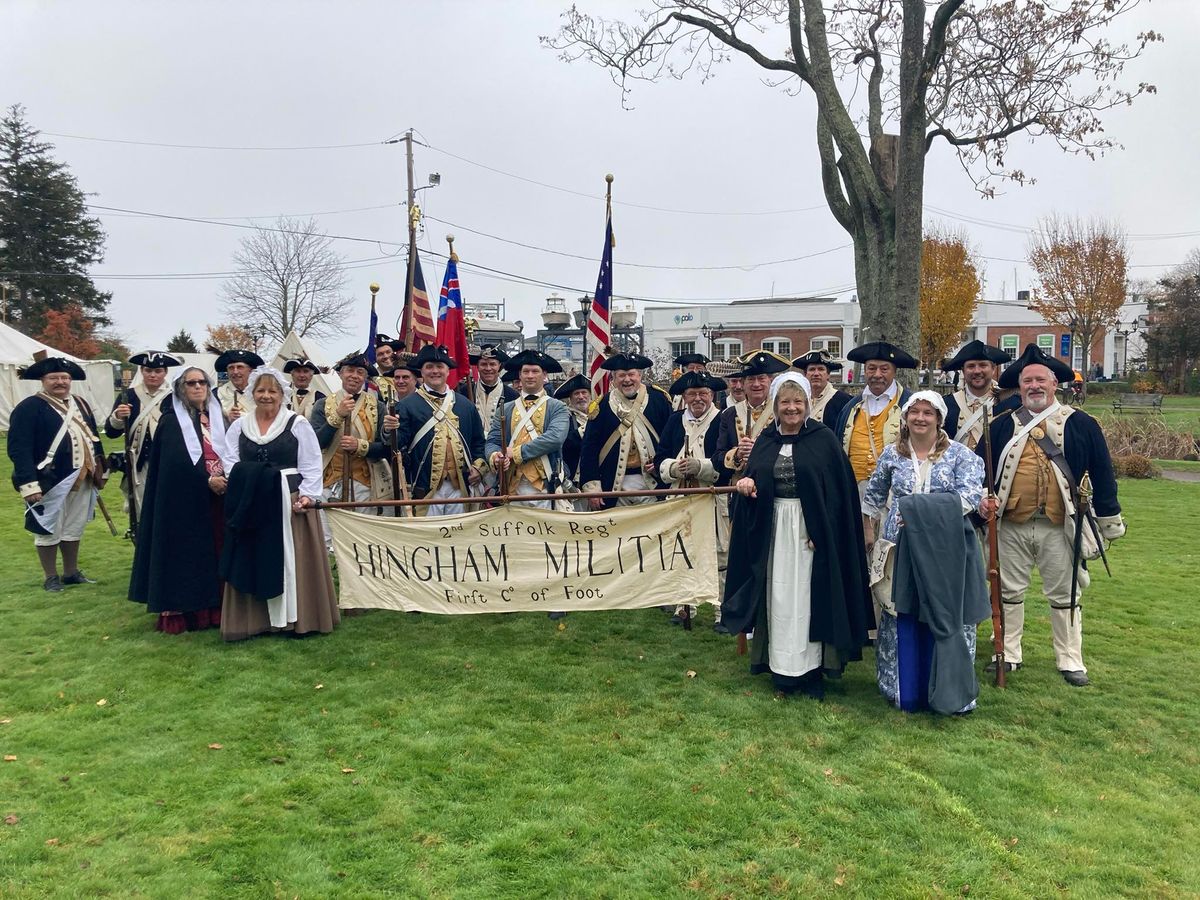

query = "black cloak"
(128, 399), (223, 613)
(721, 420), (873, 663)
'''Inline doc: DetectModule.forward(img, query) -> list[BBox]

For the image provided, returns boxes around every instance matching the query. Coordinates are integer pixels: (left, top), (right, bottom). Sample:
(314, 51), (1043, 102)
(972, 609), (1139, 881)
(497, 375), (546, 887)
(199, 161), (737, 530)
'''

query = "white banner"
(328, 495), (718, 614)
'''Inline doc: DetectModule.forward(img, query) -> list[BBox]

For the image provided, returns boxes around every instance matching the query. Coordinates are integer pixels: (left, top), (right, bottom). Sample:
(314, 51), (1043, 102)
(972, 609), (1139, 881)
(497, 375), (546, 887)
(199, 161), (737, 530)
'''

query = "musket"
(680, 438), (697, 631)
(498, 393), (511, 504)
(120, 387), (139, 542)
(388, 401), (412, 519)
(1068, 491), (1085, 627)
(341, 393), (357, 501)
(96, 495), (119, 537)
(980, 402), (1007, 688)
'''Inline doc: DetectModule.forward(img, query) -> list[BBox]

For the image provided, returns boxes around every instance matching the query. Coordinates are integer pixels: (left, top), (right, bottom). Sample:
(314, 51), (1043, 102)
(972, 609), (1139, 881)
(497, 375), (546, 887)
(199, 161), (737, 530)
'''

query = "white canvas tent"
(0, 321), (118, 431)
(269, 330), (338, 397)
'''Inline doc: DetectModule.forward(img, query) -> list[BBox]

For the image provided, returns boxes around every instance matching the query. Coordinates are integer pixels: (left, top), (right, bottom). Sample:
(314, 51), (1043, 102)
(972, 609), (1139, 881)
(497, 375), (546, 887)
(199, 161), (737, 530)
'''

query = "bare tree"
(544, 1), (1160, 371)
(221, 217), (354, 344)
(1028, 215), (1128, 399)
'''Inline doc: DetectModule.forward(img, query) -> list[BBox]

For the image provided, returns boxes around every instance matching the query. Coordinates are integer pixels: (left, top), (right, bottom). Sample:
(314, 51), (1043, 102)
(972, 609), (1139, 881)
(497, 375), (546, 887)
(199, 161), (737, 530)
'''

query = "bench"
(1112, 393), (1163, 413)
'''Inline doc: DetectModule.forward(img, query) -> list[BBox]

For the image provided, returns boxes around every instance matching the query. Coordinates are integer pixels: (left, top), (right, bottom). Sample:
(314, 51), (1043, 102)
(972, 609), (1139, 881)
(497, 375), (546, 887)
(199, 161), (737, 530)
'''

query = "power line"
(423, 214), (851, 271)
(42, 131), (388, 152)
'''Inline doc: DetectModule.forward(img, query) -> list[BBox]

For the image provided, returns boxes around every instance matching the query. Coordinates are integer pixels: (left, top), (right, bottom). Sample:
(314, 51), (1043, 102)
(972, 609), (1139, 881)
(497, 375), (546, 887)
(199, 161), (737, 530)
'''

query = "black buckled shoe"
(62, 570), (96, 585)
(984, 659), (1021, 674)
(43, 575), (63, 593)
(1060, 669), (1090, 687)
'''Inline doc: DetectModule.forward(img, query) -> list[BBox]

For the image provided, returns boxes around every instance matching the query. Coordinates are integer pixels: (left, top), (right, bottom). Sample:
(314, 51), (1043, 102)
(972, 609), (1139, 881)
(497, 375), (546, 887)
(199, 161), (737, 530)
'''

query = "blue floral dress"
(863, 440), (986, 711)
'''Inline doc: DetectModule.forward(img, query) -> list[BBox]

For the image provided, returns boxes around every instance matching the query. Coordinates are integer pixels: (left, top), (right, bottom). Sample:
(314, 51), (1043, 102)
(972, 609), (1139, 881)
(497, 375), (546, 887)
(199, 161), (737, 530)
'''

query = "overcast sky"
(3, 0), (1197, 358)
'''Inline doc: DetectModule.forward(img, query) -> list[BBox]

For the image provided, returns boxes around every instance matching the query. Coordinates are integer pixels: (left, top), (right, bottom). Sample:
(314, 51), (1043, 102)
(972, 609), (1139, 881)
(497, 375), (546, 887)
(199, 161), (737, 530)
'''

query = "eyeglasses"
(183, 379), (208, 386)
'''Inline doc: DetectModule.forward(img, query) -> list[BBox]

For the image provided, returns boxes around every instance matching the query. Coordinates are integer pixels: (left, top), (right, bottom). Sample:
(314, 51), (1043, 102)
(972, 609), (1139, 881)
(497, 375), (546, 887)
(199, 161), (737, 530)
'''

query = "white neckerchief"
(910, 448), (935, 494)
(239, 406), (294, 446)
(955, 385), (995, 443)
(862, 380), (899, 416)
(610, 386), (655, 466)
(173, 391), (228, 465)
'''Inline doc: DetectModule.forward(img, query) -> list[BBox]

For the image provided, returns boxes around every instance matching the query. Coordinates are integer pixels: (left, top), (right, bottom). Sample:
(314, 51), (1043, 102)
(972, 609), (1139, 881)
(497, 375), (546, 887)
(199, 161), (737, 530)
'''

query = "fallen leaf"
(95, 699), (107, 707)
(464, 662), (473, 670)
(834, 875), (845, 887)
(686, 670), (697, 679)
(824, 768), (834, 777)
(352, 778), (362, 785)
(57, 692), (64, 699)
(102, 636), (109, 641)
(557, 622), (566, 631)
(1008, 837), (1019, 847)
(314, 684), (324, 690)
(59, 776), (70, 783)
(341, 767), (355, 774)
(3, 756), (15, 762)
(3, 815), (18, 825)
(208, 743), (223, 750)
(46, 838), (59, 846)
(270, 757), (286, 765)
(0, 718), (12, 725)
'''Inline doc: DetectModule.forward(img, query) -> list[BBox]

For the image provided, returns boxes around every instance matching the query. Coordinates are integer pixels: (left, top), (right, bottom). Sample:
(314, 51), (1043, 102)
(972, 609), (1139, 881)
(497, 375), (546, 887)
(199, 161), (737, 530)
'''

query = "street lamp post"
(578, 294), (593, 376)
(700, 322), (726, 358)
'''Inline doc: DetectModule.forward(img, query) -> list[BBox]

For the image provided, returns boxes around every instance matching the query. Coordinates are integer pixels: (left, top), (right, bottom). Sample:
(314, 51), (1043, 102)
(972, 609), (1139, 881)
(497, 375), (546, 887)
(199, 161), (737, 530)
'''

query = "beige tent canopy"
(0, 320), (118, 431)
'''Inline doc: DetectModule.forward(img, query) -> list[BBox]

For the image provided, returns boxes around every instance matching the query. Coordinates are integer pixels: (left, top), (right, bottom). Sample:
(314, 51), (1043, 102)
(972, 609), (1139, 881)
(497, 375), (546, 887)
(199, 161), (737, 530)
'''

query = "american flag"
(587, 210), (614, 396)
(400, 245), (436, 351)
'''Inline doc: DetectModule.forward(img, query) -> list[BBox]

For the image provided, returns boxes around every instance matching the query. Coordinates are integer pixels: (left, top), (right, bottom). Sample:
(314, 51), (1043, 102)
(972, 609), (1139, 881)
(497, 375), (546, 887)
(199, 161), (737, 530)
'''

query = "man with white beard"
(977, 343), (1125, 688)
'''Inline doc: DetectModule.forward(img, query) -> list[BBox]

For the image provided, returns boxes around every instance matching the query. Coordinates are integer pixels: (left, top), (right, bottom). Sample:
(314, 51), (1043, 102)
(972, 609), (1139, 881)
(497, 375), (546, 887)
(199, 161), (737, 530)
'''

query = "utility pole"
(403, 129), (418, 348)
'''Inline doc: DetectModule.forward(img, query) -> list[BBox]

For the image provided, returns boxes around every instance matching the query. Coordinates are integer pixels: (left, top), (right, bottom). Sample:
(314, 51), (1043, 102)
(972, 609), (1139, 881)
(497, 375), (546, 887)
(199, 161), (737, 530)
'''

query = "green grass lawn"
(1089, 394), (1200, 434)
(2, 437), (1199, 897)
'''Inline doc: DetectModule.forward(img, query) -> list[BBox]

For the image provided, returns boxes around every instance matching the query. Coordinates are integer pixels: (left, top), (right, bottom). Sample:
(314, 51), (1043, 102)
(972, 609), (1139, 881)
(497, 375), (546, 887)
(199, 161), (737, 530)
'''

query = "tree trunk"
(851, 220), (897, 348)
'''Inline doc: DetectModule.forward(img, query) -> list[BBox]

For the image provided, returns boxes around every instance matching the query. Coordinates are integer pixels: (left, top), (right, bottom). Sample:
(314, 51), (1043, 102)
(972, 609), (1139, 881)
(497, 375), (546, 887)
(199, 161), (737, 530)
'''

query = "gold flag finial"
(369, 282), (380, 296)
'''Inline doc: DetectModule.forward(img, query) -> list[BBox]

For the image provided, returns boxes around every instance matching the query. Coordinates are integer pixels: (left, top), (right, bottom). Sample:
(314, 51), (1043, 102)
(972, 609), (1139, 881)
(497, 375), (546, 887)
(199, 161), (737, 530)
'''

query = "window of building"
(810, 336), (841, 357)
(1000, 334), (1019, 359)
(1037, 333), (1055, 353)
(761, 337), (792, 358)
(669, 340), (696, 361)
(712, 338), (742, 361)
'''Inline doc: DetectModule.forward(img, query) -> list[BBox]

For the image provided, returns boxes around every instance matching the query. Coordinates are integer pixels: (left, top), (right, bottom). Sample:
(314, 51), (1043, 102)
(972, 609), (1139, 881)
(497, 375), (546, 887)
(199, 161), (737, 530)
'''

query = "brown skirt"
(220, 501), (339, 642)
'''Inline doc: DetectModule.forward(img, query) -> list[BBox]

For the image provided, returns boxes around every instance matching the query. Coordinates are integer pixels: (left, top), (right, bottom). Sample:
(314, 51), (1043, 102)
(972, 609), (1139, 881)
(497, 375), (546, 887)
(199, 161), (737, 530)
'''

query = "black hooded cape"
(721, 420), (873, 662)
(128, 399), (223, 613)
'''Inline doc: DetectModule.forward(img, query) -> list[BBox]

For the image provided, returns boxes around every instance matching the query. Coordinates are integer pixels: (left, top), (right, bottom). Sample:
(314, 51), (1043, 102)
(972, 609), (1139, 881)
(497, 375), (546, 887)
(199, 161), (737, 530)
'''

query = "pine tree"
(166, 328), (199, 353)
(0, 104), (110, 330)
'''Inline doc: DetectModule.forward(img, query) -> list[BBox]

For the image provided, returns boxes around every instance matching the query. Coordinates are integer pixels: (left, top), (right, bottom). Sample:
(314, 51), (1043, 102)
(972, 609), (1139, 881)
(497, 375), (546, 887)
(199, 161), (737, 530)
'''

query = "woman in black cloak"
(722, 373), (874, 698)
(128, 367), (227, 632)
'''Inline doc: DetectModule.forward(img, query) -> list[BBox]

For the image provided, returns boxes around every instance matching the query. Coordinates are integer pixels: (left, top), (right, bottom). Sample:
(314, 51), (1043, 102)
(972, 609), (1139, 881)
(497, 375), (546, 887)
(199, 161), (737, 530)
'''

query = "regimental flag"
(400, 246), (436, 352)
(436, 252), (471, 388)
(587, 208), (614, 396)
(364, 293), (379, 365)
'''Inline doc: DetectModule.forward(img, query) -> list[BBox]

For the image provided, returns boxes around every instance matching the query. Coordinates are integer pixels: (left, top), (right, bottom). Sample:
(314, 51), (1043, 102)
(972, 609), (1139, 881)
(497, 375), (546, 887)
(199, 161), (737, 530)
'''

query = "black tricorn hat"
(469, 344), (510, 365)
(846, 341), (918, 369)
(504, 349), (563, 374)
(553, 373), (591, 400)
(413, 344), (458, 370)
(998, 342), (1074, 389)
(333, 352), (379, 377)
(373, 333), (394, 347)
(791, 349), (843, 372)
(214, 349), (265, 372)
(673, 351), (710, 367)
(501, 367), (518, 384)
(283, 358), (322, 375)
(394, 351), (420, 373)
(599, 352), (653, 372)
(669, 371), (727, 396)
(941, 340), (1009, 372)
(737, 350), (791, 378)
(19, 356), (86, 381)
(129, 351), (183, 369)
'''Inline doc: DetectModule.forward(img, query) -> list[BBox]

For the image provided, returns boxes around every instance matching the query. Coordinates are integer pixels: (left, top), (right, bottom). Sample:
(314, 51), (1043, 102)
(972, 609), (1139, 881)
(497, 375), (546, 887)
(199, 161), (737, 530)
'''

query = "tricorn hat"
(469, 344), (510, 366)
(394, 351), (420, 374)
(997, 343), (1074, 389)
(737, 350), (791, 378)
(333, 352), (379, 377)
(283, 358), (322, 375)
(504, 349), (563, 374)
(373, 333), (394, 347)
(669, 371), (727, 396)
(129, 351), (183, 369)
(791, 349), (843, 372)
(214, 349), (265, 372)
(941, 340), (1009, 372)
(413, 344), (458, 370)
(846, 341), (918, 369)
(19, 356), (86, 381)
(553, 373), (591, 400)
(673, 351), (710, 367)
(599, 352), (653, 372)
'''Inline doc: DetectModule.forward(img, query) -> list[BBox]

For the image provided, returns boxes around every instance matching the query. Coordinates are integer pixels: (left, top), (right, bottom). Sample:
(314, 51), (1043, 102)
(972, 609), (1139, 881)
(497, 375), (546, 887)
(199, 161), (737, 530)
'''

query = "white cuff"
(18, 481), (41, 499)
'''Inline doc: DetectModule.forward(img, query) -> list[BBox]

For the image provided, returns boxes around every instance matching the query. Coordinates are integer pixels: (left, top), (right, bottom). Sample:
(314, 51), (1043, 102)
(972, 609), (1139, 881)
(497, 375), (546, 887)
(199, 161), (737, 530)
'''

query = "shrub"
(1112, 454), (1160, 479)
